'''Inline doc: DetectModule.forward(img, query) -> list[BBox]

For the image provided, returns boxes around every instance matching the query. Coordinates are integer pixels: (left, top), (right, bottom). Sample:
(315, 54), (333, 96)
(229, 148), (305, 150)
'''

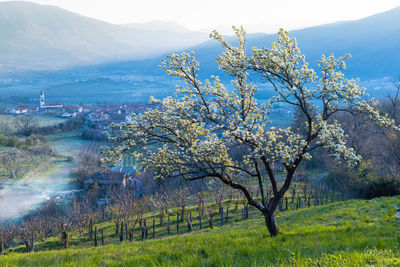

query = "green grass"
(46, 131), (101, 159)
(1, 196), (399, 266)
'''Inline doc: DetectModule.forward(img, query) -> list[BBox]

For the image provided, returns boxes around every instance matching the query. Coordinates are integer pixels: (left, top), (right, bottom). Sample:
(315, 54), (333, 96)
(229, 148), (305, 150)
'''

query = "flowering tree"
(105, 27), (398, 236)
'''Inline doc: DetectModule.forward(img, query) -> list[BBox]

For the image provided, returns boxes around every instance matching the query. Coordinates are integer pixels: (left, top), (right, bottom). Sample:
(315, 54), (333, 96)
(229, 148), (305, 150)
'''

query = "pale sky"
(2, 0), (400, 32)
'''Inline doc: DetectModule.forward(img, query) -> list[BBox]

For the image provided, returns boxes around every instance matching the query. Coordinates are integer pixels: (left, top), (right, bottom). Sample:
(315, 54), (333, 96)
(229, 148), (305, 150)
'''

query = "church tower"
(40, 90), (45, 108)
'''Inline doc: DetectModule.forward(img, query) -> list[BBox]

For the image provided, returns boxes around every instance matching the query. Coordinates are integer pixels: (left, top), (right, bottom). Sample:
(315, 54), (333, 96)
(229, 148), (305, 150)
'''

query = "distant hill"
(0, 3), (399, 104)
(0, 1), (208, 72)
(49, 5), (400, 82)
(1, 1), (398, 79)
(122, 20), (192, 33)
(184, 5), (400, 79)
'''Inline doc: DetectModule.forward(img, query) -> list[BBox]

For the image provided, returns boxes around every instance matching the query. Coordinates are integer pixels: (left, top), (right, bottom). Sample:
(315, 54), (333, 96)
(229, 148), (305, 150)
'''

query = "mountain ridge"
(0, 1), (208, 72)
(0, 2), (399, 104)
(180, 5), (400, 79)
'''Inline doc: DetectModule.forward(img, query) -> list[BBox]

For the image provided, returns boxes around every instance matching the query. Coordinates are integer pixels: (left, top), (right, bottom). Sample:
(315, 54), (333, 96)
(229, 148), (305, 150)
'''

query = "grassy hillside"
(1, 196), (399, 266)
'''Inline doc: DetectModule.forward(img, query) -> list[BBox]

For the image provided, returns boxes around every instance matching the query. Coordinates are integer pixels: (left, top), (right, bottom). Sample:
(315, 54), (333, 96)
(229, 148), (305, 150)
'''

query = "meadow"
(47, 131), (91, 158)
(1, 195), (399, 266)
(0, 115), (66, 135)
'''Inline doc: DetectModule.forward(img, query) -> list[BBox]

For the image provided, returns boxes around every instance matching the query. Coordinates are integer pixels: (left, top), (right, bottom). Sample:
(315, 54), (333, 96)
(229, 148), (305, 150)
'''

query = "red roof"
(43, 103), (63, 107)
(83, 169), (132, 185)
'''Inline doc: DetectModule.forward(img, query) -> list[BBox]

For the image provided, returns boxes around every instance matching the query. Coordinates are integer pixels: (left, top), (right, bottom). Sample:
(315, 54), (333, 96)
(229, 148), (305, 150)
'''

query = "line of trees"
(0, 175), (335, 254)
(0, 195), (97, 253)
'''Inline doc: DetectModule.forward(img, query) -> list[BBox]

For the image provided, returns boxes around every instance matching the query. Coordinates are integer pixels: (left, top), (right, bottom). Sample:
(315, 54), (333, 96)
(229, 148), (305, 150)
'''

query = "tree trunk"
(62, 230), (69, 248)
(94, 227), (98, 247)
(115, 219), (119, 235)
(208, 219), (213, 229)
(120, 221), (124, 241)
(264, 212), (279, 237)
(0, 232), (4, 255)
(180, 207), (185, 222)
(159, 209), (164, 225)
(24, 241), (30, 253)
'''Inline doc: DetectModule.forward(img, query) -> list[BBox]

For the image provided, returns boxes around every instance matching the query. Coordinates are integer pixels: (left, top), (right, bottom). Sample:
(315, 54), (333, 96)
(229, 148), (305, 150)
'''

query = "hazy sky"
(2, 0), (400, 32)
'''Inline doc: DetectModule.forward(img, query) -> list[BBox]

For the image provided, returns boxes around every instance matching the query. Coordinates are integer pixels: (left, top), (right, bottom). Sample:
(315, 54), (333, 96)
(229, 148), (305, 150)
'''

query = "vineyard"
(80, 141), (105, 156)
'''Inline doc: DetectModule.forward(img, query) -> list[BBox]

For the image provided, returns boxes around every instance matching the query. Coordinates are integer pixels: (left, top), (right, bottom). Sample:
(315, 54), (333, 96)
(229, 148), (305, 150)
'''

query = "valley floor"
(1, 196), (399, 266)
(0, 159), (76, 220)
(0, 131), (92, 221)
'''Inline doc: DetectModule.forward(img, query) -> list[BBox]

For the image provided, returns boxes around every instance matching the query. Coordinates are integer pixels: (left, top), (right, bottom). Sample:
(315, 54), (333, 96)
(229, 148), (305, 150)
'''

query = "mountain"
(200, 23), (281, 35)
(0, 1), (208, 72)
(188, 6), (400, 79)
(1, 4), (399, 105)
(123, 20), (192, 33)
(42, 5), (399, 84)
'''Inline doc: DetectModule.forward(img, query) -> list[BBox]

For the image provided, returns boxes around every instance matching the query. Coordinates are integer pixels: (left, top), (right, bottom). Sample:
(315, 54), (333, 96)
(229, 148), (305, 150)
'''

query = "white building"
(10, 106), (28, 115)
(40, 90), (63, 113)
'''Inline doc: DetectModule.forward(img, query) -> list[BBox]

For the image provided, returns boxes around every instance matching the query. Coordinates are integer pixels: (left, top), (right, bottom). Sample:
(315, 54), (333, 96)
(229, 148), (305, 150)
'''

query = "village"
(0, 90), (159, 209)
(7, 90), (156, 134)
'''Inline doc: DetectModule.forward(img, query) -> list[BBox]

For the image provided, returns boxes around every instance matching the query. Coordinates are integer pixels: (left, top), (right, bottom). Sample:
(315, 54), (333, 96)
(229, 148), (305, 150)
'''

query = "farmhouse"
(83, 169), (128, 189)
(83, 168), (144, 196)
